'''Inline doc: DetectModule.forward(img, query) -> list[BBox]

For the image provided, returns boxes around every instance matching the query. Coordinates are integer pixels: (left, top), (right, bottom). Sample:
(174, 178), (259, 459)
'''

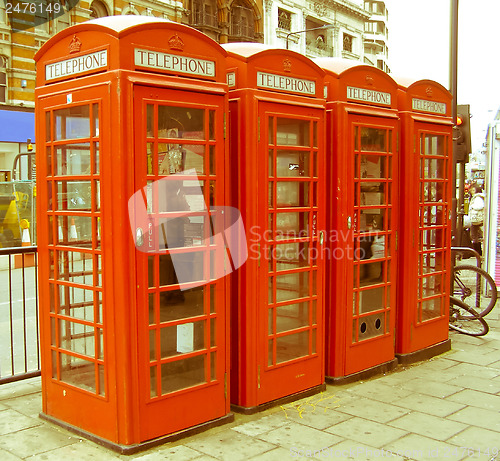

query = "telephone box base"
(231, 383), (327, 415)
(39, 412), (235, 455)
(326, 358), (398, 385)
(395, 339), (452, 366)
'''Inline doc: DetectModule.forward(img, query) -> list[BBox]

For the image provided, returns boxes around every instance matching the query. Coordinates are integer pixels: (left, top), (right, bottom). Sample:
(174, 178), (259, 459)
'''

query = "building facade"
(0, 0), (387, 179)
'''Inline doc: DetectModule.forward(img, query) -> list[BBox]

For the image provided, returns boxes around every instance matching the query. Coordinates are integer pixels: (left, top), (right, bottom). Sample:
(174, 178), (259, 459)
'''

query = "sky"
(385, 0), (500, 153)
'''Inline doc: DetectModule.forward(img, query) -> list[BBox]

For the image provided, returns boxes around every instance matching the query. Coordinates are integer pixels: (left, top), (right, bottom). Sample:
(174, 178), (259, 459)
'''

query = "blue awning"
(0, 109), (35, 143)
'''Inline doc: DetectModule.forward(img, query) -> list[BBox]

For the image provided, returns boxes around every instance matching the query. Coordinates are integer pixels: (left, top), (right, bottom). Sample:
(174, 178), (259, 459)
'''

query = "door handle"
(136, 227), (144, 247)
(347, 216), (352, 230)
(319, 230), (325, 245)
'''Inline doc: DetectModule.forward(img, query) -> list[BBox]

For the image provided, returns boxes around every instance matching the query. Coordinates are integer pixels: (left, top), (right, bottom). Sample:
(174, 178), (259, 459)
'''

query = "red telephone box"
(315, 59), (399, 382)
(224, 43), (326, 412)
(35, 17), (232, 451)
(395, 77), (453, 363)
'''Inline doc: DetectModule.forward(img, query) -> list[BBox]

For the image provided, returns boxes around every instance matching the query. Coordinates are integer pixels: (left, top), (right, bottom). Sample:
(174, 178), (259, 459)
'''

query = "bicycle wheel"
(449, 297), (489, 336)
(453, 264), (498, 317)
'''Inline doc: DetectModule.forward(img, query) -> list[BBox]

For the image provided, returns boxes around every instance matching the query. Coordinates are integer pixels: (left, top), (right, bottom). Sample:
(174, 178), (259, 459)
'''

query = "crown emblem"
(69, 35), (82, 54)
(169, 34), (184, 51)
(425, 87), (433, 97)
(365, 75), (374, 86)
(283, 58), (292, 73)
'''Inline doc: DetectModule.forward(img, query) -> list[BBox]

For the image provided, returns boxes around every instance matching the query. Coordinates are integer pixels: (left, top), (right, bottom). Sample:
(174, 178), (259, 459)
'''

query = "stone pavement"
(1, 317), (500, 461)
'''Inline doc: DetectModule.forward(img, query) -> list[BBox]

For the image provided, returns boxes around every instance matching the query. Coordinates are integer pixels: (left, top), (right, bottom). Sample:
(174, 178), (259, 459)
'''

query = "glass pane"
(209, 110), (215, 140)
(360, 182), (385, 205)
(421, 274), (442, 298)
(160, 355), (206, 394)
(276, 182), (309, 207)
(58, 285), (94, 322)
(54, 106), (90, 140)
(359, 261), (384, 286)
(421, 205), (445, 226)
(421, 228), (445, 250)
(159, 286), (204, 321)
(268, 117), (274, 144)
(149, 293), (156, 325)
(158, 215), (206, 249)
(423, 134), (445, 156)
(92, 104), (99, 137)
(268, 149), (274, 176)
(59, 319), (95, 357)
(158, 252), (205, 287)
(276, 272), (309, 302)
(46, 111), (52, 141)
(57, 251), (94, 286)
(359, 209), (385, 232)
(276, 331), (309, 364)
(360, 127), (386, 152)
(57, 215), (93, 248)
(158, 180), (205, 213)
(160, 321), (205, 358)
(268, 182), (274, 208)
(276, 118), (310, 146)
(147, 104), (154, 137)
(276, 151), (310, 177)
(55, 144), (91, 175)
(276, 302), (309, 333)
(422, 158), (445, 179)
(94, 142), (100, 175)
(359, 287), (384, 313)
(313, 121), (317, 147)
(421, 182), (445, 202)
(150, 366), (157, 398)
(56, 181), (92, 210)
(158, 143), (204, 175)
(158, 106), (204, 140)
(210, 351), (216, 381)
(275, 212), (309, 240)
(421, 298), (442, 321)
(360, 155), (385, 178)
(60, 354), (96, 393)
(274, 242), (310, 271)
(420, 251), (444, 274)
(209, 145), (215, 175)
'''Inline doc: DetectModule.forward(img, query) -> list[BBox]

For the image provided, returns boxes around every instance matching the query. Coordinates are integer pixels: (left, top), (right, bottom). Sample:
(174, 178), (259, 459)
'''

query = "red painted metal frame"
(395, 79), (453, 355)
(35, 18), (230, 446)
(224, 44), (326, 410)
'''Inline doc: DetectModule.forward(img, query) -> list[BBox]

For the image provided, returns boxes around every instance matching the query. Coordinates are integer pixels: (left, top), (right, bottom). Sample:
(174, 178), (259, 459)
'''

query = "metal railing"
(0, 246), (40, 384)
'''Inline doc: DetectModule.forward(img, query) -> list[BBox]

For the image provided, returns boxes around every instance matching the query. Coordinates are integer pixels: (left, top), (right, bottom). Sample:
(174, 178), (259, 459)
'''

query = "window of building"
(192, 0), (218, 28)
(343, 33), (353, 53)
(278, 8), (292, 31)
(0, 56), (7, 103)
(90, 0), (110, 18)
(230, 1), (255, 40)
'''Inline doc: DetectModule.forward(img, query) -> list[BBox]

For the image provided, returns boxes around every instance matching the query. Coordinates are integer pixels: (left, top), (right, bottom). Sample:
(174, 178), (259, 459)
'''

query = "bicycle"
(452, 247), (497, 318)
(449, 247), (497, 336)
(449, 296), (489, 336)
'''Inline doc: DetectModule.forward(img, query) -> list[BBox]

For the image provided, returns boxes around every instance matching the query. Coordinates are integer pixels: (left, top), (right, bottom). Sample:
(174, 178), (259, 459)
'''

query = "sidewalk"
(1, 317), (500, 461)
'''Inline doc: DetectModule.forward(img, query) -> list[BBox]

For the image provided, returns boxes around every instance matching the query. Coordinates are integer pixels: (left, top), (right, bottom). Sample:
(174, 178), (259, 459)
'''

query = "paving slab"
(391, 392), (466, 417)
(0, 409), (41, 436)
(447, 426), (500, 453)
(329, 440), (407, 461)
(325, 416), (408, 448)
(0, 426), (78, 458)
(445, 388), (500, 412)
(388, 411), (468, 441)
(334, 396), (410, 424)
(383, 433), (466, 461)
(184, 428), (277, 461)
(447, 406), (500, 432)
(256, 420), (344, 452)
